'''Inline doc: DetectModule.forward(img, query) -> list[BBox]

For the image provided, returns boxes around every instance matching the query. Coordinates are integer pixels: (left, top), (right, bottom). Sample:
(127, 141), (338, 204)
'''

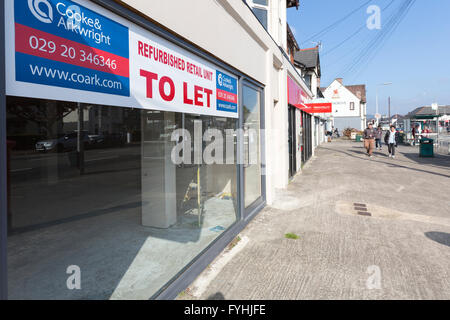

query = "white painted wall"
(322, 80), (365, 130)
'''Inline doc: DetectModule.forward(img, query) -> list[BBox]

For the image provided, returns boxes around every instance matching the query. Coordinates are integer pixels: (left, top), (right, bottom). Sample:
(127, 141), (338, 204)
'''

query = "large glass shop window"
(242, 85), (262, 208)
(6, 97), (238, 299)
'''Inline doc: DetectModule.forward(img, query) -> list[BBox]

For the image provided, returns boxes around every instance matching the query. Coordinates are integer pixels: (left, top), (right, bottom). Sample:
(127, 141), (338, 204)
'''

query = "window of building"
(246, 0), (269, 30)
(350, 102), (355, 110)
(5, 97), (239, 299)
(304, 74), (312, 91)
(243, 84), (262, 208)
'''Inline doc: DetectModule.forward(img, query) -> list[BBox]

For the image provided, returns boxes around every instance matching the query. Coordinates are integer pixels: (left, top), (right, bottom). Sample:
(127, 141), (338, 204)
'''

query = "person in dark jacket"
(384, 125), (399, 158)
(363, 123), (377, 157)
(375, 124), (383, 150)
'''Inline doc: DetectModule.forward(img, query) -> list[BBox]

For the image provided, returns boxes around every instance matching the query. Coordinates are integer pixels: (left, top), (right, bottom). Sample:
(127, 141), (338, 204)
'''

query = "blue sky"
(287, 0), (450, 115)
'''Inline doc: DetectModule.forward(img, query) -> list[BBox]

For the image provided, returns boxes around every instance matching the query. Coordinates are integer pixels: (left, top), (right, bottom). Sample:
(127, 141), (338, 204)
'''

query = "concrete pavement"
(180, 140), (450, 300)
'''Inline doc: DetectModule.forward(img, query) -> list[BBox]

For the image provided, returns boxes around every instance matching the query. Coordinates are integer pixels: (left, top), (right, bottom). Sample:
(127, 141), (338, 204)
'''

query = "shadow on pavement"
(402, 152), (450, 169)
(207, 292), (226, 300)
(8, 201), (145, 235)
(425, 232), (450, 247)
(320, 146), (450, 179)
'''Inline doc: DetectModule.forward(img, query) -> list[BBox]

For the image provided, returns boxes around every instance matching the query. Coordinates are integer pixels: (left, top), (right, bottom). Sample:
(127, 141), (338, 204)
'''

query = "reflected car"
(88, 134), (105, 145)
(35, 132), (90, 152)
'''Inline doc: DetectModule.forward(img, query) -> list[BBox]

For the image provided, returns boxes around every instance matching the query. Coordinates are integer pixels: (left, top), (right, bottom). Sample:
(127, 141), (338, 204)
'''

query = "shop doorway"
(242, 82), (264, 219)
(302, 111), (312, 164)
(288, 105), (296, 178)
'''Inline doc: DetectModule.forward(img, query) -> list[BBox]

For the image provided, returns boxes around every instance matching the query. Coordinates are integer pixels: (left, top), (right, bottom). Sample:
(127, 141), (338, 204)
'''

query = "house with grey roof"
(293, 46), (322, 98)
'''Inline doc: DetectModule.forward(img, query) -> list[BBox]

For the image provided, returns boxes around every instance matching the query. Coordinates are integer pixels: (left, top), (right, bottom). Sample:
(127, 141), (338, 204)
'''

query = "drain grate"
(353, 203), (366, 207)
(353, 203), (371, 217)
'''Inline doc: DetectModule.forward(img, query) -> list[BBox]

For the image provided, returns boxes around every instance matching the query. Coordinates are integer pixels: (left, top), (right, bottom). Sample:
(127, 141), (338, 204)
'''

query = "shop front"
(0, 0), (265, 299)
(287, 75), (314, 172)
(305, 100), (333, 148)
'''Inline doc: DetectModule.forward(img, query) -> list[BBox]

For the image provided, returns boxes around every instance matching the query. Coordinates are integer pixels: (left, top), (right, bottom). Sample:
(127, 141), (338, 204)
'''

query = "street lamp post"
(375, 82), (392, 126)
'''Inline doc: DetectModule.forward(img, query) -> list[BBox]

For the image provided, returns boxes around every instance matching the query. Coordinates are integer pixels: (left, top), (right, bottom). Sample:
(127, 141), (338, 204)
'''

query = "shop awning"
(287, 75), (311, 113)
(410, 115), (439, 119)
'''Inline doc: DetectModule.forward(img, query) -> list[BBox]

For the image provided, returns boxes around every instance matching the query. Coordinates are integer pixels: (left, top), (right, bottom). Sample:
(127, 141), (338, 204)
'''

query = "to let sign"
(5, 0), (239, 118)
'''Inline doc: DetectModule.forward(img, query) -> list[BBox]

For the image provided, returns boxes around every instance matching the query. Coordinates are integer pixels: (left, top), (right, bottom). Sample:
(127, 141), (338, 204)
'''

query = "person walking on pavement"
(363, 122), (376, 157)
(384, 125), (399, 158)
(375, 124), (383, 150)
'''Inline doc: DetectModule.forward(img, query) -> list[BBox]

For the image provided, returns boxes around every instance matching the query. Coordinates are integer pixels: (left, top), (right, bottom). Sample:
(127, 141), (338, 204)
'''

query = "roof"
(391, 114), (405, 120)
(320, 81), (366, 103)
(294, 47), (319, 69)
(317, 88), (324, 98)
(287, 24), (299, 50)
(287, 0), (300, 9)
(406, 105), (450, 117)
(344, 85), (366, 103)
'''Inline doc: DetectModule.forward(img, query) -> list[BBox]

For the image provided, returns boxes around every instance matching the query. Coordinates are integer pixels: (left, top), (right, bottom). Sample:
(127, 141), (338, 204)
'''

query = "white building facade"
(322, 78), (367, 132)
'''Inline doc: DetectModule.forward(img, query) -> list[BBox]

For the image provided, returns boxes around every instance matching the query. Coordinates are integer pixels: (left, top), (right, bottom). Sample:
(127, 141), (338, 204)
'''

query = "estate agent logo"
(28, 0), (53, 24)
(332, 89), (340, 99)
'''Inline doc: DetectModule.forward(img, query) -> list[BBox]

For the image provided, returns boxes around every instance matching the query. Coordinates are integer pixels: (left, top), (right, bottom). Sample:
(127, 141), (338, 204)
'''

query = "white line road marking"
(85, 156), (118, 162)
(10, 168), (33, 173)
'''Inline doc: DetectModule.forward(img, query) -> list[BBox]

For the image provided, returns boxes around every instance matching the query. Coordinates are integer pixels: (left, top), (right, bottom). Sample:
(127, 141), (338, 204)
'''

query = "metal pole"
(375, 87), (379, 126)
(436, 105), (439, 145)
(388, 96), (391, 123)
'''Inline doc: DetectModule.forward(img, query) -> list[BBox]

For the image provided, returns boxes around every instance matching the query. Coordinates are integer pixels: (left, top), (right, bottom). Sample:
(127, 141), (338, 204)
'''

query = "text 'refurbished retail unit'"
(0, 0), (309, 299)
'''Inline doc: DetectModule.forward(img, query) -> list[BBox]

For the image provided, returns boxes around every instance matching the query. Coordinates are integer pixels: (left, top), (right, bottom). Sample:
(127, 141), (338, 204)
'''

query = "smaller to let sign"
(216, 70), (238, 113)
(304, 102), (332, 113)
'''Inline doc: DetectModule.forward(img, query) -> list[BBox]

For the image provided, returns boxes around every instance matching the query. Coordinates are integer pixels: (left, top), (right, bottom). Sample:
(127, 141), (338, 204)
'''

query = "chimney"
(336, 78), (343, 84)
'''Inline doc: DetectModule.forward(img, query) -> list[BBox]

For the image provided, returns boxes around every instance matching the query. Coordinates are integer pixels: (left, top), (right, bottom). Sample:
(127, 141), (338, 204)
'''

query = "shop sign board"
(304, 102), (332, 113)
(287, 75), (310, 113)
(5, 0), (238, 118)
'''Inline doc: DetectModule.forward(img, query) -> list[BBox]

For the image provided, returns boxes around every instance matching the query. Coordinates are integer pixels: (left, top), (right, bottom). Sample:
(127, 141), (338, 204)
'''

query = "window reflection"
(6, 96), (238, 299)
(243, 85), (262, 208)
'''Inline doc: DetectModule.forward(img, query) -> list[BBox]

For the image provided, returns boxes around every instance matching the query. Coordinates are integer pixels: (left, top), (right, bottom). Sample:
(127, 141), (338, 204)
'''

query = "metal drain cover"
(354, 203), (366, 207)
(358, 212), (372, 216)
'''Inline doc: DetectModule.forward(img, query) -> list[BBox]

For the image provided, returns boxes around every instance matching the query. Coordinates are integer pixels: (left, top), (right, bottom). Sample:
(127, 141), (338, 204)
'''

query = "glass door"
(288, 106), (296, 178)
(242, 83), (263, 213)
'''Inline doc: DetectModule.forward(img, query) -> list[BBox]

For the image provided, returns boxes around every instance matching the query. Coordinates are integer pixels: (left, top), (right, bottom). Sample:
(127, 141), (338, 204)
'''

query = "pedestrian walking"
(375, 124), (383, 150)
(363, 122), (376, 157)
(334, 128), (340, 138)
(384, 125), (399, 158)
(412, 126), (416, 146)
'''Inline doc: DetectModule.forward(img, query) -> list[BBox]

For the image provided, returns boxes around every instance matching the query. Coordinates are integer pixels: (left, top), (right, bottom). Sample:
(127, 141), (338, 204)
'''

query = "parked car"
(87, 134), (105, 146)
(35, 131), (90, 153)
